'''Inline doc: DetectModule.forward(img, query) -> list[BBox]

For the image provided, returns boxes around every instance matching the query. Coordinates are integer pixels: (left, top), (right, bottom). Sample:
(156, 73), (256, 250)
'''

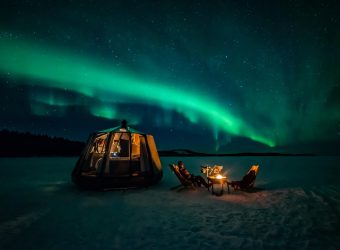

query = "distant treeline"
(0, 130), (85, 157)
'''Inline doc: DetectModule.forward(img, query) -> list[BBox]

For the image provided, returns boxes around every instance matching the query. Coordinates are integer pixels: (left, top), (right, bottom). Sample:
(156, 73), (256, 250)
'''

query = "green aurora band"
(0, 38), (275, 147)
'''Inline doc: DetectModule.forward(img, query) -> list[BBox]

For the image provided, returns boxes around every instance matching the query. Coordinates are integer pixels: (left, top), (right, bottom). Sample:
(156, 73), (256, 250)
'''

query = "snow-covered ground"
(0, 156), (339, 249)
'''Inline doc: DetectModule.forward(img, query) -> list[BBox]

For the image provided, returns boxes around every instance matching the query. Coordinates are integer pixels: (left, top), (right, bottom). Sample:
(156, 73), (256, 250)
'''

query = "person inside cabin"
(177, 161), (211, 188)
(96, 138), (106, 153)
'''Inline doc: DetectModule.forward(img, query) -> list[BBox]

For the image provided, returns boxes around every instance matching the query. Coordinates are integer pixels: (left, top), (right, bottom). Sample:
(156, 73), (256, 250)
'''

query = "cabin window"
(140, 136), (149, 172)
(81, 133), (109, 175)
(110, 132), (130, 159)
(131, 133), (141, 160)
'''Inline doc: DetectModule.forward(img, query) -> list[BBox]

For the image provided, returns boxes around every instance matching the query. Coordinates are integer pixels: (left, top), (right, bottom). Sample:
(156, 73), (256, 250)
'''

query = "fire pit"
(207, 174), (228, 196)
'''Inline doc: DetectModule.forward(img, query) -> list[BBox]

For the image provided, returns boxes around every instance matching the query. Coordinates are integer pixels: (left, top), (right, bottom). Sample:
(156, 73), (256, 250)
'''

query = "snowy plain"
(0, 156), (339, 250)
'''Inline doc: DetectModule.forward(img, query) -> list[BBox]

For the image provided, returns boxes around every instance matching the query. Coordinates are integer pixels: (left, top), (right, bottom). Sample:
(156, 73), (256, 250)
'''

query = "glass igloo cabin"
(72, 121), (162, 189)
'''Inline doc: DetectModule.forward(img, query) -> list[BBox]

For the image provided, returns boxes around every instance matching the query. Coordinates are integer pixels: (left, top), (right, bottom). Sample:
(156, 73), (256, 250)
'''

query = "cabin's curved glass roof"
(98, 125), (145, 135)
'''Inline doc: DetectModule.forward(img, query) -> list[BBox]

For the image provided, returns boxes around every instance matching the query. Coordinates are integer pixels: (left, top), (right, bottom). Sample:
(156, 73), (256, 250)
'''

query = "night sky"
(0, 0), (339, 153)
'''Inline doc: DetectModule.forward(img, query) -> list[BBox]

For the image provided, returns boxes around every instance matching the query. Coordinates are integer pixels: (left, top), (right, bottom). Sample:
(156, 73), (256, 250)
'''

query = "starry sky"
(0, 0), (339, 153)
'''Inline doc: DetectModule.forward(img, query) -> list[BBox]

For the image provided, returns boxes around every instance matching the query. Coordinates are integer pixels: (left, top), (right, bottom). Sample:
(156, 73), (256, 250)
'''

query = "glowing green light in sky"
(30, 103), (66, 117)
(32, 93), (71, 106)
(90, 105), (116, 119)
(0, 38), (275, 147)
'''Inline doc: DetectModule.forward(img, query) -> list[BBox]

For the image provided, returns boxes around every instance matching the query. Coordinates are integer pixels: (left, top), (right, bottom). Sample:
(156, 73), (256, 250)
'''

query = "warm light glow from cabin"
(216, 174), (223, 179)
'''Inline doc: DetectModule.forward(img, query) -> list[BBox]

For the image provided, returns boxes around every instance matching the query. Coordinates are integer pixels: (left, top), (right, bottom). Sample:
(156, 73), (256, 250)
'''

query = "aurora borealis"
(0, 0), (339, 153)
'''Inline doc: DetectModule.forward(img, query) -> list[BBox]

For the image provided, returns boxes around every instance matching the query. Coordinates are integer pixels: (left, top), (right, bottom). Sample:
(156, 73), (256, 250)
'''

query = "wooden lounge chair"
(169, 164), (196, 191)
(227, 165), (259, 191)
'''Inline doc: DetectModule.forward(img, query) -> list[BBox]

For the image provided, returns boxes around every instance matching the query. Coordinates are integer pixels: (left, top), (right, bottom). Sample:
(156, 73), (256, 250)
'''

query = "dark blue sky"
(0, 0), (339, 153)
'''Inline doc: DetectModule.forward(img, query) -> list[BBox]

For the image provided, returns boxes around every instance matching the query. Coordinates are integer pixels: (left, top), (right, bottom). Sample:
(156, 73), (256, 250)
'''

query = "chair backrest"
(242, 165), (259, 188)
(169, 164), (193, 187)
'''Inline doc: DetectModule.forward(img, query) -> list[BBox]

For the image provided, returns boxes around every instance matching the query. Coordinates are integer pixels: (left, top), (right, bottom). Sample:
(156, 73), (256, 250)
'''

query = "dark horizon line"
(157, 148), (317, 157)
(1, 129), (338, 157)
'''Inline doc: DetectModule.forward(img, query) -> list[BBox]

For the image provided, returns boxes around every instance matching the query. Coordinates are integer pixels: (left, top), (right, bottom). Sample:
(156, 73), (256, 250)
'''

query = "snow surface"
(0, 156), (339, 250)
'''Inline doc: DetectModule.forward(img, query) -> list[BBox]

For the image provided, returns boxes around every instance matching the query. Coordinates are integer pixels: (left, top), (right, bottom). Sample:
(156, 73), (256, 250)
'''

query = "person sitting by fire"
(177, 161), (211, 188)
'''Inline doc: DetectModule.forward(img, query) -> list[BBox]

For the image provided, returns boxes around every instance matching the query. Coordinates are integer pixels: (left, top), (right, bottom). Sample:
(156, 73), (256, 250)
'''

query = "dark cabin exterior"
(72, 122), (162, 189)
